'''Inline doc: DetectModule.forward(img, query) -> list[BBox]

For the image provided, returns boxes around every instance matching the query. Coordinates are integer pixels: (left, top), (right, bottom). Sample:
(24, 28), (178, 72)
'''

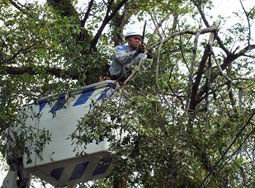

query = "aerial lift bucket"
(21, 80), (116, 187)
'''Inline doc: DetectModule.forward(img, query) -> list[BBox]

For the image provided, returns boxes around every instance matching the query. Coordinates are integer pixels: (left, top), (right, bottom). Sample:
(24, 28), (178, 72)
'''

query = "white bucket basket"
(22, 80), (116, 187)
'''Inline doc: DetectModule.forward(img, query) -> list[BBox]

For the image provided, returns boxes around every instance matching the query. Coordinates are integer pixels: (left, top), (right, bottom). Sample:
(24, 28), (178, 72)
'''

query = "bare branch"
(239, 0), (251, 46)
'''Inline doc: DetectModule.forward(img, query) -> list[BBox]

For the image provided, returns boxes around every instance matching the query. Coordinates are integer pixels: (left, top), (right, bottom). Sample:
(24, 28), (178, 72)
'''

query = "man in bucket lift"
(108, 28), (152, 82)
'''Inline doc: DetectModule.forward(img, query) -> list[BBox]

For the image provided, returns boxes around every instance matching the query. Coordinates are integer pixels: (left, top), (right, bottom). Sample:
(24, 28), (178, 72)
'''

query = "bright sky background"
(0, 0), (254, 187)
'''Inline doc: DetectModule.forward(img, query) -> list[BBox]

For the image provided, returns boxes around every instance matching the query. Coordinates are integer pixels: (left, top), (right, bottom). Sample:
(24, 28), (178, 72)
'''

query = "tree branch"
(191, 0), (231, 56)
(2, 66), (79, 80)
(185, 23), (220, 111)
(80, 0), (95, 27)
(221, 44), (255, 71)
(149, 23), (220, 50)
(90, 0), (129, 51)
(187, 29), (206, 111)
(239, 0), (252, 46)
(188, 45), (211, 111)
(197, 44), (255, 105)
(0, 43), (37, 64)
(9, 0), (27, 13)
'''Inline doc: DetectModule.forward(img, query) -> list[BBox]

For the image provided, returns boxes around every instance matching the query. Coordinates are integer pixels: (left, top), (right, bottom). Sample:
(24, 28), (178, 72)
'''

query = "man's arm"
(114, 45), (140, 65)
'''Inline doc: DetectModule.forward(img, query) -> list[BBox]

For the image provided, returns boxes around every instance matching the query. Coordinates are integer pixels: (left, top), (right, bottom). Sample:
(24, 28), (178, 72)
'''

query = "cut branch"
(192, 0), (231, 56)
(149, 23), (220, 50)
(184, 23), (219, 111)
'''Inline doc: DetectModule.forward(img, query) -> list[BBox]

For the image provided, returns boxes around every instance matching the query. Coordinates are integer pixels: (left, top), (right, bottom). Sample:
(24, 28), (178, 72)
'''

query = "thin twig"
(239, 0), (251, 46)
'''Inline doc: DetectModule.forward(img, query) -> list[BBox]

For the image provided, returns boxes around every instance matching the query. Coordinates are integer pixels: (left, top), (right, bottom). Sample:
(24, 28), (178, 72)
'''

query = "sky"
(0, 0), (254, 187)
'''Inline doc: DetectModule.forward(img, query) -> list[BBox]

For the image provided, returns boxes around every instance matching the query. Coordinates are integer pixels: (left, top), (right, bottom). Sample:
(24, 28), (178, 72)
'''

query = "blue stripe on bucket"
(39, 101), (47, 112)
(97, 86), (114, 100)
(69, 161), (89, 181)
(50, 167), (64, 180)
(49, 94), (66, 113)
(93, 157), (112, 176)
(73, 89), (95, 107)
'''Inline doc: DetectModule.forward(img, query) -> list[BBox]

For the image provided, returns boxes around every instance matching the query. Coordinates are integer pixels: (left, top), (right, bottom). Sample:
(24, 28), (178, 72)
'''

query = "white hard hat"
(125, 28), (142, 39)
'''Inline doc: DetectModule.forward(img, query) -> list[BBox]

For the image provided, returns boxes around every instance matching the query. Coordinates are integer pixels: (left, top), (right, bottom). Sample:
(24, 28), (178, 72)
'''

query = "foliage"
(1, 0), (255, 187)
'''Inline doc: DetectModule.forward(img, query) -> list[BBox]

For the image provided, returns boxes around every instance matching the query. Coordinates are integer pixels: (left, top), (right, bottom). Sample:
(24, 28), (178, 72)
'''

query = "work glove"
(137, 44), (145, 53)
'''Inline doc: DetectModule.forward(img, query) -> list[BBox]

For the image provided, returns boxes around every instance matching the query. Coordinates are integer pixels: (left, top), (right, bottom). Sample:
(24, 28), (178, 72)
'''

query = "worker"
(108, 28), (151, 82)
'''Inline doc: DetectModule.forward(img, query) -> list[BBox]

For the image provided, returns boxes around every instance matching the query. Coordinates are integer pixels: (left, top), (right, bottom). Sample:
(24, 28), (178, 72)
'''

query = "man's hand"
(137, 44), (145, 53)
(138, 44), (153, 59)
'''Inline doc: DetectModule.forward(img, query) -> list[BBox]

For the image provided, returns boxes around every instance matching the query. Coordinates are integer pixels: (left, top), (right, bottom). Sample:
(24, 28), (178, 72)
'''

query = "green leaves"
(1, 0), (255, 187)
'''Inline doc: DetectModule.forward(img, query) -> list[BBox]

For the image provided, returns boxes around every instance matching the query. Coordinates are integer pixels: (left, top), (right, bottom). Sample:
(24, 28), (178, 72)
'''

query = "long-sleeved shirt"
(109, 44), (144, 80)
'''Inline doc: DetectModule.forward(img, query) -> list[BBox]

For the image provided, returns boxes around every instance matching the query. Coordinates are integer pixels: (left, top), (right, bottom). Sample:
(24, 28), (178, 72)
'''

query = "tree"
(1, 0), (255, 187)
